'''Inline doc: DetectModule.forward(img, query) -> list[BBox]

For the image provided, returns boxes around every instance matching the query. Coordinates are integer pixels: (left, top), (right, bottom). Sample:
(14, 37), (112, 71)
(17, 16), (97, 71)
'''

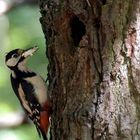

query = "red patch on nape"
(40, 111), (50, 133)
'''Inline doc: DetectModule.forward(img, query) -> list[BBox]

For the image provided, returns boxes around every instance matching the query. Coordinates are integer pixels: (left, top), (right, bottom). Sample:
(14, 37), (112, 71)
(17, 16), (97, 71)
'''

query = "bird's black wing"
(10, 74), (21, 102)
(11, 74), (47, 140)
(20, 79), (41, 120)
(20, 79), (47, 140)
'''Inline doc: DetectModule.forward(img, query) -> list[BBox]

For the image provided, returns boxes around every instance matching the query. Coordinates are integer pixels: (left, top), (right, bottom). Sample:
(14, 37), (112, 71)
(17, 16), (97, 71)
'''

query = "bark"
(39, 0), (140, 139)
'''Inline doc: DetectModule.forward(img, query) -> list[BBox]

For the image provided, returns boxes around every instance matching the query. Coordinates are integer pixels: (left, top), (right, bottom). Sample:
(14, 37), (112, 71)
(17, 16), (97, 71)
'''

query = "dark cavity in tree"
(101, 0), (106, 5)
(70, 16), (86, 46)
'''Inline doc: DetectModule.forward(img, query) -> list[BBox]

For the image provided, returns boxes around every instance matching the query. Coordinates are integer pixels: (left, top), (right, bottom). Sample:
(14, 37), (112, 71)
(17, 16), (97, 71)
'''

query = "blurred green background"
(0, 0), (47, 140)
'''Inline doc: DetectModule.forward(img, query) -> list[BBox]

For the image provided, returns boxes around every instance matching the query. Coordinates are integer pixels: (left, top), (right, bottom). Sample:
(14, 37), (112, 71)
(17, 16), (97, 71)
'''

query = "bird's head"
(5, 46), (38, 69)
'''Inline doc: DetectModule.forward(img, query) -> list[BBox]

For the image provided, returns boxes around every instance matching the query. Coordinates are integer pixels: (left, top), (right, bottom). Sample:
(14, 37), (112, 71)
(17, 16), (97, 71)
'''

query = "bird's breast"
(25, 75), (48, 105)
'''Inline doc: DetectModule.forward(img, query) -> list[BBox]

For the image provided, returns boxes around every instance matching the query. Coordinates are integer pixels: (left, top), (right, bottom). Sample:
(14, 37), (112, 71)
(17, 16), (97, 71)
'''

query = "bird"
(5, 46), (51, 140)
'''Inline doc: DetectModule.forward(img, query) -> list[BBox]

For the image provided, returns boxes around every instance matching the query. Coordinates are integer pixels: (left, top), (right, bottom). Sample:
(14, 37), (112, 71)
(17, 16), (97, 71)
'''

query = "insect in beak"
(22, 46), (38, 58)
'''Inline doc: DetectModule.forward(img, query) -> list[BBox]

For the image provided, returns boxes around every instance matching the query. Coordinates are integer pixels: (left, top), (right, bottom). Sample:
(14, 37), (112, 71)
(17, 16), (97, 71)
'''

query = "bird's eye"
(12, 54), (18, 58)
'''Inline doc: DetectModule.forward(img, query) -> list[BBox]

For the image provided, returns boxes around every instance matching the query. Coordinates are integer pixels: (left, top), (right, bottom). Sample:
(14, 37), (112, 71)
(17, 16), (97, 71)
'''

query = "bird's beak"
(22, 46), (38, 58)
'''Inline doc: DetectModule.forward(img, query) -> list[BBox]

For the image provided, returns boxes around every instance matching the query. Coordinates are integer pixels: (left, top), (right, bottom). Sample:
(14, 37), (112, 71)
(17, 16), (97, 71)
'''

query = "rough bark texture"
(39, 0), (140, 139)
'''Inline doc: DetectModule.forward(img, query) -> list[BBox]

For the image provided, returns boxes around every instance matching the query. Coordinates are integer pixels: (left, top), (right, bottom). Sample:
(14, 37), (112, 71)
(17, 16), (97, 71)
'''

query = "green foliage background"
(0, 4), (47, 140)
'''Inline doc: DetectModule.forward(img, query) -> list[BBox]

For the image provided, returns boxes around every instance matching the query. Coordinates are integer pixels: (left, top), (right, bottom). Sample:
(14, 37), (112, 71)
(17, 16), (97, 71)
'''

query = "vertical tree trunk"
(39, 0), (140, 139)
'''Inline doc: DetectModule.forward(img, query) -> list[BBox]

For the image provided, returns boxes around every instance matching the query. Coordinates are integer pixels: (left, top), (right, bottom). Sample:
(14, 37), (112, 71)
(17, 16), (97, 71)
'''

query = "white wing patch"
(18, 84), (32, 114)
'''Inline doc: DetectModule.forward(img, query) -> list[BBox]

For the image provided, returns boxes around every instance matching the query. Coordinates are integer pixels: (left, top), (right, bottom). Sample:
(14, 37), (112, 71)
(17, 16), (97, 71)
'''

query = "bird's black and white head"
(5, 46), (38, 71)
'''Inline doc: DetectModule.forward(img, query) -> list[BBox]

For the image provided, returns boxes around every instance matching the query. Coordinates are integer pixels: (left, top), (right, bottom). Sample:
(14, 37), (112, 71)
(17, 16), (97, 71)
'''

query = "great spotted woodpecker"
(5, 47), (51, 140)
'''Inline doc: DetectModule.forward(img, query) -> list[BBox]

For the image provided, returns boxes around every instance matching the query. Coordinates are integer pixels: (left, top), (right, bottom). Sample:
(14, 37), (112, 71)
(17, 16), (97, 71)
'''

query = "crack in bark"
(87, 2), (104, 139)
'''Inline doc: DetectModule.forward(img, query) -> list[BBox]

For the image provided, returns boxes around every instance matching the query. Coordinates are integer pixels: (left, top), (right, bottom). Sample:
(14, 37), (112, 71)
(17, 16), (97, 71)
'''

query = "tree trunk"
(39, 0), (140, 139)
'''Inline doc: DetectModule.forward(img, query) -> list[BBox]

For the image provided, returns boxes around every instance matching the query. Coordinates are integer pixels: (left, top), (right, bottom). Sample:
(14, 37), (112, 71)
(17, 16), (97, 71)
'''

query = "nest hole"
(101, 0), (106, 5)
(70, 16), (86, 46)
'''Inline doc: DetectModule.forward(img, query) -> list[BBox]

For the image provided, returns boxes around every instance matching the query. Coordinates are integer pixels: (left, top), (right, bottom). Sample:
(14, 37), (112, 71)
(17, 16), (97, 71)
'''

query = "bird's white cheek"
(6, 58), (18, 67)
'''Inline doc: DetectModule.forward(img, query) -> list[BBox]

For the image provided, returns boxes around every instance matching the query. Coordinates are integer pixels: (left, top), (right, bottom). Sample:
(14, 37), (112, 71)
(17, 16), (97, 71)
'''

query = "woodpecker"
(5, 47), (51, 140)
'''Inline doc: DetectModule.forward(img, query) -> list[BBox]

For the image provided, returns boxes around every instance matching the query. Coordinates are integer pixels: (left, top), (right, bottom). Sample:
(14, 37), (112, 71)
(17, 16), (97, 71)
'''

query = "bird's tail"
(35, 125), (48, 140)
(40, 129), (48, 140)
